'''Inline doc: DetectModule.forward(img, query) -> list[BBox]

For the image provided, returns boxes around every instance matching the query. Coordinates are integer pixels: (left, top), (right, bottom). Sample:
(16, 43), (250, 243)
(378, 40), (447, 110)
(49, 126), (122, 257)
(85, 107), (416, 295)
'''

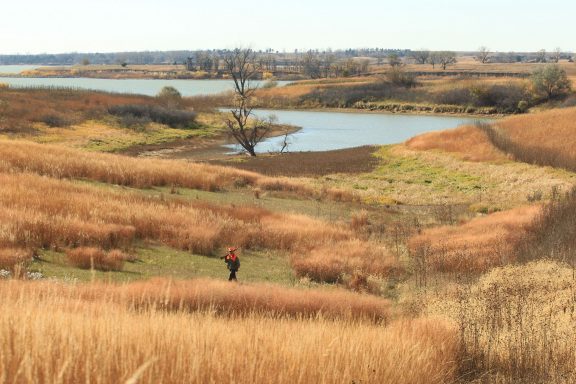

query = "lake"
(0, 65), (40, 74)
(0, 76), (289, 97)
(224, 109), (491, 153)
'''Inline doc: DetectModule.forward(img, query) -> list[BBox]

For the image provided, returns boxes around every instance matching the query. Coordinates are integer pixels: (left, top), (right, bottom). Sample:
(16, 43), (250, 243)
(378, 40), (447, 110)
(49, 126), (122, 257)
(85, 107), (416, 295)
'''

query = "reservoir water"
(0, 76), (289, 97)
(224, 109), (490, 152)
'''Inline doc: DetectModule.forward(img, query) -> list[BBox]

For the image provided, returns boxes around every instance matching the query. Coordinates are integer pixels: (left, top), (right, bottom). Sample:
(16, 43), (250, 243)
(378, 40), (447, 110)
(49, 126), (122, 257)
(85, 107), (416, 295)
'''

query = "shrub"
(108, 104), (197, 128)
(0, 248), (32, 276)
(66, 247), (124, 271)
(39, 114), (73, 127)
(530, 64), (571, 100)
(157, 86), (183, 108)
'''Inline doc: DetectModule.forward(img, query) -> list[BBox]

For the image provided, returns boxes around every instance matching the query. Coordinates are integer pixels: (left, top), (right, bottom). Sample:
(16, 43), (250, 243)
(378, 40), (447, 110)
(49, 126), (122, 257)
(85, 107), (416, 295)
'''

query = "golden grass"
(0, 171), (351, 255)
(498, 106), (576, 164)
(408, 205), (540, 272)
(66, 247), (126, 271)
(291, 240), (403, 283)
(0, 248), (32, 272)
(405, 124), (507, 162)
(0, 279), (458, 383)
(427, 260), (576, 383)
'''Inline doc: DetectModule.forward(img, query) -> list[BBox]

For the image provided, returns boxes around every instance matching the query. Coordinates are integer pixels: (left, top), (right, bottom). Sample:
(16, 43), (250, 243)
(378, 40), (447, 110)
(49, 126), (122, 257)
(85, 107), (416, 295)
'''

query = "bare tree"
(536, 49), (547, 63)
(387, 53), (402, 67)
(476, 46), (491, 64)
(223, 48), (270, 157)
(428, 52), (439, 69)
(551, 47), (562, 63)
(410, 50), (430, 65)
(437, 51), (457, 70)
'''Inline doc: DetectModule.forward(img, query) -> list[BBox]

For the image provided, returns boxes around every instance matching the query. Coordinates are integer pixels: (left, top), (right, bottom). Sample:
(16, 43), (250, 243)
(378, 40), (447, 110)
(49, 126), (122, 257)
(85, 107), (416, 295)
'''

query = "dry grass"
(0, 279), (459, 383)
(291, 240), (403, 283)
(0, 139), (356, 202)
(425, 261), (576, 383)
(66, 247), (126, 271)
(408, 205), (540, 273)
(494, 107), (576, 171)
(0, 248), (32, 273)
(0, 87), (156, 132)
(405, 124), (507, 162)
(0, 171), (351, 256)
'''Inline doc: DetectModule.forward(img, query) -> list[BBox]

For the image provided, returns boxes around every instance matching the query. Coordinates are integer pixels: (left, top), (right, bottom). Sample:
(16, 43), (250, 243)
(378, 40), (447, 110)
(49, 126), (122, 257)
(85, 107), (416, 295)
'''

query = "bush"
(40, 114), (72, 127)
(66, 247), (125, 271)
(108, 104), (197, 128)
(530, 65), (571, 100)
(157, 86), (183, 108)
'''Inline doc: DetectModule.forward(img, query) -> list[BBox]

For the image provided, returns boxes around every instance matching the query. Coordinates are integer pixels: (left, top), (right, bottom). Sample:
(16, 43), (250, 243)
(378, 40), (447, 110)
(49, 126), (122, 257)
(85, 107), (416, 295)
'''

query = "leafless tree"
(428, 52), (439, 69)
(551, 47), (562, 63)
(410, 50), (430, 65)
(223, 48), (270, 157)
(536, 49), (547, 63)
(476, 46), (491, 64)
(437, 51), (457, 70)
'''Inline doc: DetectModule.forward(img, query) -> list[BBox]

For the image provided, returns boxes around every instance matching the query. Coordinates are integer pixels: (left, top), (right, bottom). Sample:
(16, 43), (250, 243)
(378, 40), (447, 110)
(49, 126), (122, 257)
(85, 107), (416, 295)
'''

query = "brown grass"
(0, 279), (459, 383)
(291, 240), (403, 283)
(0, 248), (32, 273)
(494, 106), (576, 170)
(0, 87), (156, 132)
(408, 205), (540, 273)
(405, 124), (507, 162)
(66, 247), (125, 271)
(452, 261), (576, 383)
(0, 171), (351, 255)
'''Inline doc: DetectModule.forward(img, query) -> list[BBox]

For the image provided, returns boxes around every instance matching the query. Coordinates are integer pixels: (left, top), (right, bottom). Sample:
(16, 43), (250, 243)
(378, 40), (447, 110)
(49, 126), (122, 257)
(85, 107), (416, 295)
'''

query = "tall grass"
(0, 279), (458, 383)
(408, 206), (539, 274)
(0, 171), (350, 255)
(405, 124), (507, 162)
(479, 107), (576, 171)
(291, 240), (403, 283)
(518, 187), (576, 264)
(455, 261), (576, 383)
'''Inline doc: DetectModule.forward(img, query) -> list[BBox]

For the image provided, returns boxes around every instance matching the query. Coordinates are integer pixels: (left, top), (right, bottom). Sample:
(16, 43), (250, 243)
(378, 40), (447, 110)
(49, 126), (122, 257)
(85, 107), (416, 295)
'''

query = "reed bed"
(0, 279), (458, 384)
(408, 205), (540, 273)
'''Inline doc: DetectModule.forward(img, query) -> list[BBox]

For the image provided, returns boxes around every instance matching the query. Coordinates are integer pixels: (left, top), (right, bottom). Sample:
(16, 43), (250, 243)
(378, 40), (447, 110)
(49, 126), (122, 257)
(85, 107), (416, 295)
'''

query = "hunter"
(221, 247), (240, 281)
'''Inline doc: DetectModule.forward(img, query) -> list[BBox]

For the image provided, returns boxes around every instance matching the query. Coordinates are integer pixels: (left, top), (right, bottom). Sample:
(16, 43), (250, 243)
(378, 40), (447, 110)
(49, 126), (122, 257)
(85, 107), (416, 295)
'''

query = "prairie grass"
(291, 240), (403, 283)
(0, 171), (351, 255)
(66, 247), (126, 271)
(0, 279), (458, 384)
(490, 107), (576, 171)
(0, 248), (32, 274)
(408, 205), (540, 273)
(450, 261), (576, 383)
(405, 124), (507, 162)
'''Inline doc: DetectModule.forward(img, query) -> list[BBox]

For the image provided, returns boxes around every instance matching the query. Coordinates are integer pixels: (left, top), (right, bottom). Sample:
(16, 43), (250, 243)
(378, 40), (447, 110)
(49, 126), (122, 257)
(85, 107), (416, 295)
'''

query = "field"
(2, 66), (576, 383)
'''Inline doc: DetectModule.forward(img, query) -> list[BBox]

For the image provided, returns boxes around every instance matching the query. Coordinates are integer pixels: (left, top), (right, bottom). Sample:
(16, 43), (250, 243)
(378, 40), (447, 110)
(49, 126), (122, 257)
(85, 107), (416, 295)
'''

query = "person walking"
(221, 247), (240, 281)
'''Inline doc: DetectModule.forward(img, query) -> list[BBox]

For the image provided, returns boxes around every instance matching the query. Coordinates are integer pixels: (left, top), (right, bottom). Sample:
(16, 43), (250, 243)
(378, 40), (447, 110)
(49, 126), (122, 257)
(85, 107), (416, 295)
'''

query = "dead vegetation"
(405, 124), (507, 162)
(0, 278), (458, 383)
(408, 205), (540, 274)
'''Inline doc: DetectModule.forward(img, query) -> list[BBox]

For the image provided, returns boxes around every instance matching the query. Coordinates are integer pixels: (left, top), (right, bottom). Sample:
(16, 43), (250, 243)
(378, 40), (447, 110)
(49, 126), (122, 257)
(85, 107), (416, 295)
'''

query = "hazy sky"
(1, 0), (573, 54)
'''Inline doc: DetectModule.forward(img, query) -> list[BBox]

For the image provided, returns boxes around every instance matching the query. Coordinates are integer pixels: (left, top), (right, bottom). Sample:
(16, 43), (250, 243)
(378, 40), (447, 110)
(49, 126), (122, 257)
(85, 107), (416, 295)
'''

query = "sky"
(0, 0), (574, 54)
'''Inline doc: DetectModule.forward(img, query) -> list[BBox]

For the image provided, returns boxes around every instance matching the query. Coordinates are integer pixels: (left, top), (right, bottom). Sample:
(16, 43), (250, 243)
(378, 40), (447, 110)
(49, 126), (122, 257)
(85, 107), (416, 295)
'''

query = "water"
(0, 77), (289, 97)
(0, 65), (40, 74)
(224, 109), (491, 153)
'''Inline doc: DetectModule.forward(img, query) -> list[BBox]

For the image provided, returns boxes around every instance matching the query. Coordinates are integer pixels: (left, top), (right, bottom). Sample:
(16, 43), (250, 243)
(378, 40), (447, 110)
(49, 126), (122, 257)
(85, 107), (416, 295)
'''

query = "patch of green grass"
(32, 246), (295, 285)
(83, 124), (219, 152)
(372, 146), (486, 194)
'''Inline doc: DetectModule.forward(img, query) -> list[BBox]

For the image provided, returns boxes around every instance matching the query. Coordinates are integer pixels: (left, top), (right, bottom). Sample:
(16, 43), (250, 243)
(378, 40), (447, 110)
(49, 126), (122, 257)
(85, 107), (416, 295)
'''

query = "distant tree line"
(1, 48), (573, 77)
